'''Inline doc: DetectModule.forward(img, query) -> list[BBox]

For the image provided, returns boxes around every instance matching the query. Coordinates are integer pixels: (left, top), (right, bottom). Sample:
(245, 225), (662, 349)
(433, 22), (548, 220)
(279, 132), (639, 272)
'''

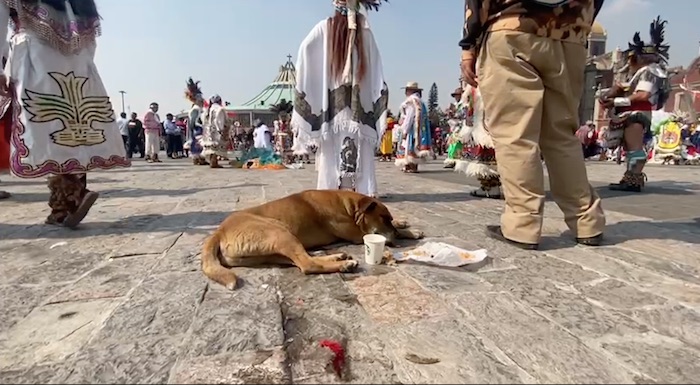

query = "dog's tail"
(201, 232), (238, 290)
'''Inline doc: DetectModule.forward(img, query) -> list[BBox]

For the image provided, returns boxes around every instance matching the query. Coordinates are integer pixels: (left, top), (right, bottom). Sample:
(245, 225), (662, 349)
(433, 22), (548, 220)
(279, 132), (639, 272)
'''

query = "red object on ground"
(319, 339), (345, 377)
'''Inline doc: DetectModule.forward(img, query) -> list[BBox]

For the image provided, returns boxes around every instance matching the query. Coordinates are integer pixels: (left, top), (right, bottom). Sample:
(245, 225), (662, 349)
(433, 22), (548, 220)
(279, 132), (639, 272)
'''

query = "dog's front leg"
(396, 227), (424, 240)
(392, 219), (410, 229)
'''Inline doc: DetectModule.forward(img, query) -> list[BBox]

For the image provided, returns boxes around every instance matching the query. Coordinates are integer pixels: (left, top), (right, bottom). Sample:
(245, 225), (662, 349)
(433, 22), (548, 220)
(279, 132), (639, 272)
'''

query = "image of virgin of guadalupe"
(339, 136), (358, 175)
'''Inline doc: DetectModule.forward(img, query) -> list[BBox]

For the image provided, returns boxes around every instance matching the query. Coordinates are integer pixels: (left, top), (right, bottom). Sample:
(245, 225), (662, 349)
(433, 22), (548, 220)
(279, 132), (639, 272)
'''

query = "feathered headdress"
(627, 16), (670, 63)
(358, 0), (388, 11)
(184, 77), (203, 103)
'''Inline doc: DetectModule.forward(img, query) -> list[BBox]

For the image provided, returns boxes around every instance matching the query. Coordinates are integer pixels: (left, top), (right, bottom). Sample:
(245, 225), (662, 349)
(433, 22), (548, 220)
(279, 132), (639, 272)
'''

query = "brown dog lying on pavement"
(201, 189), (424, 289)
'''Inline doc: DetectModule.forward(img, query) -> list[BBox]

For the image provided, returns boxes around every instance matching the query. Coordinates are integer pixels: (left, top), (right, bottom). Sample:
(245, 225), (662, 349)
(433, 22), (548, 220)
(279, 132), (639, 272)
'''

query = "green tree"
(428, 83), (440, 128)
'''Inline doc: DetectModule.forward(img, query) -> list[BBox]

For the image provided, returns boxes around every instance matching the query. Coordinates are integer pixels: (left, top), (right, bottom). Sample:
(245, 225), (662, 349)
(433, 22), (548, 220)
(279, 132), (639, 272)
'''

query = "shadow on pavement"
(0, 211), (232, 240)
(3, 183), (267, 203)
(383, 192), (472, 203)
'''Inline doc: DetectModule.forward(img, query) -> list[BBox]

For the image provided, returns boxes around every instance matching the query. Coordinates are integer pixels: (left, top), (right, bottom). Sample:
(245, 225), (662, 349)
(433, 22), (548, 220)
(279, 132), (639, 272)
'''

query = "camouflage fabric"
(460, 0), (605, 57)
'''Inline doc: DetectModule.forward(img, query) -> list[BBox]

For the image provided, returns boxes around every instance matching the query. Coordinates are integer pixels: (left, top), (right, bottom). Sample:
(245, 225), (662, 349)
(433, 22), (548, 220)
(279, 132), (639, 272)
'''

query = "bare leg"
(610, 123), (647, 192)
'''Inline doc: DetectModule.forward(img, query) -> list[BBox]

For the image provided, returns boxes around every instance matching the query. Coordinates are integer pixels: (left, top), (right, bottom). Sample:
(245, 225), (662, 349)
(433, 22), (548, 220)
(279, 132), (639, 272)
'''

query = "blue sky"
(95, 0), (698, 117)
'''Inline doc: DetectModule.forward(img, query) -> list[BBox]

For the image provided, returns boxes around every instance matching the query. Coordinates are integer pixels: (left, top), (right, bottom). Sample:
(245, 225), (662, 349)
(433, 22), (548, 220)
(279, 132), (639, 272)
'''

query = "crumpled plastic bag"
(392, 242), (487, 267)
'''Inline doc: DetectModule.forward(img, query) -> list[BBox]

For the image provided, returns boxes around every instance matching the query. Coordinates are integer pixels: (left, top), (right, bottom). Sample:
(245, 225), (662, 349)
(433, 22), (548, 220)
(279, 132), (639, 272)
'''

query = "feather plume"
(184, 77), (203, 103)
(649, 16), (670, 61)
(358, 0), (388, 11)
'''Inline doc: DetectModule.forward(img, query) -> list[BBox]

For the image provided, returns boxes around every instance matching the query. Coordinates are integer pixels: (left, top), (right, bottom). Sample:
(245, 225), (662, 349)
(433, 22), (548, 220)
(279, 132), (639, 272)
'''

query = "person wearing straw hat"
(460, 0), (606, 249)
(395, 82), (432, 173)
(290, 0), (389, 197)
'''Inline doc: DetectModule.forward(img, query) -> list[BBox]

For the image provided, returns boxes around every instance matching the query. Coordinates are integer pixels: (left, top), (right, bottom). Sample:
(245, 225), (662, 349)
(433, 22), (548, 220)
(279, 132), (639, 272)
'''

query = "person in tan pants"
(460, 0), (606, 249)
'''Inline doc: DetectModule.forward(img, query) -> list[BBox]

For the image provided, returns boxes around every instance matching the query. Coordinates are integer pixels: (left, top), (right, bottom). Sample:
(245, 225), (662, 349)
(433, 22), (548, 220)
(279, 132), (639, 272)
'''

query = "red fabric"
(319, 339), (345, 377)
(0, 105), (11, 171)
(618, 100), (653, 112)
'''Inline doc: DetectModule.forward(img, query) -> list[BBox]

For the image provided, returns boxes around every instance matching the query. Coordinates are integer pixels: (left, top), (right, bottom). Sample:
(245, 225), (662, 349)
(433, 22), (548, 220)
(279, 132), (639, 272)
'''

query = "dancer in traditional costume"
(0, 0), (130, 226)
(184, 78), (207, 165)
(379, 115), (394, 162)
(395, 82), (431, 173)
(444, 87), (465, 169)
(600, 16), (670, 192)
(291, 0), (389, 197)
(454, 84), (502, 199)
(202, 94), (228, 168)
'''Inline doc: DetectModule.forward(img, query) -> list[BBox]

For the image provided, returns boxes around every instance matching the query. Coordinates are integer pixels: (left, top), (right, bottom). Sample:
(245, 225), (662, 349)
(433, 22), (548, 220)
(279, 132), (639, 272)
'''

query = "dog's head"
(355, 196), (399, 245)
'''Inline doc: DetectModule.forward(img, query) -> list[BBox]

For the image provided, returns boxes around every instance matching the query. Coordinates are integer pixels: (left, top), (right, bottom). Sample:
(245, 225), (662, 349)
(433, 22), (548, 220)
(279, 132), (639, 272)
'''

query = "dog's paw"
(225, 281), (237, 291)
(340, 260), (359, 272)
(413, 230), (425, 239)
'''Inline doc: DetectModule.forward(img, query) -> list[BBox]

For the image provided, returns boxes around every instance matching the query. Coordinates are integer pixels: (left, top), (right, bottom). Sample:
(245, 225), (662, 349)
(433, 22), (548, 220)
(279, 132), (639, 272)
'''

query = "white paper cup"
(363, 234), (386, 265)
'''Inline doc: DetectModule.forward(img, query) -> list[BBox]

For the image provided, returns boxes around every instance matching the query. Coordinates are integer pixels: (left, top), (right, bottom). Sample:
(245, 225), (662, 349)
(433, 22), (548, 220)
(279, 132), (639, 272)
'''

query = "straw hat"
(451, 87), (463, 96)
(401, 81), (423, 91)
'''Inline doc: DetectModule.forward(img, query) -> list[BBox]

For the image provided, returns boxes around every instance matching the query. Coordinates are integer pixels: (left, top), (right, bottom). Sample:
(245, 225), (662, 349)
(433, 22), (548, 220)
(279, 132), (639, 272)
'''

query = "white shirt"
(117, 117), (129, 136)
(253, 125), (272, 150)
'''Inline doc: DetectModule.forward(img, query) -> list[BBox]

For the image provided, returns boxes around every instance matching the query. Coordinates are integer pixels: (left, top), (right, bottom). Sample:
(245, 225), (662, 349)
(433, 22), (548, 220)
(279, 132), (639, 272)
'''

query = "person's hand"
(461, 58), (478, 88)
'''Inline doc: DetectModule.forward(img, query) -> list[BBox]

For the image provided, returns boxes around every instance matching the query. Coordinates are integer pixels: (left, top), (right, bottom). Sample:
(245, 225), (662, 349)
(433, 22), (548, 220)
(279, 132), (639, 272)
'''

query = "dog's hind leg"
(223, 221), (358, 275)
(283, 242), (358, 274)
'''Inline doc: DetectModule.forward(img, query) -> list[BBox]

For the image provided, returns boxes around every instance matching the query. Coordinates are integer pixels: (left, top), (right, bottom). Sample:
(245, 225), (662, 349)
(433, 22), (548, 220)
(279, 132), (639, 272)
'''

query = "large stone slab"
(399, 262), (494, 294)
(169, 348), (289, 384)
(601, 336), (700, 383)
(0, 283), (65, 333)
(0, 363), (62, 384)
(182, 268), (285, 357)
(478, 254), (604, 291)
(451, 292), (639, 383)
(378, 315), (532, 383)
(593, 245), (700, 286)
(0, 298), (120, 370)
(97, 272), (207, 341)
(345, 271), (449, 325)
(549, 245), (700, 307)
(507, 278), (650, 340)
(278, 269), (400, 383)
(54, 335), (182, 384)
(577, 278), (668, 310)
(155, 230), (207, 273)
(623, 304), (700, 350)
(49, 254), (160, 303)
(110, 231), (183, 258)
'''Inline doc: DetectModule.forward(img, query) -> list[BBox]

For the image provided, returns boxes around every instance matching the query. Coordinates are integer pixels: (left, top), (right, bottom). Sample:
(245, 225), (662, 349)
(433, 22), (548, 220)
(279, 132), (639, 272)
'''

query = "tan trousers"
(478, 30), (605, 244)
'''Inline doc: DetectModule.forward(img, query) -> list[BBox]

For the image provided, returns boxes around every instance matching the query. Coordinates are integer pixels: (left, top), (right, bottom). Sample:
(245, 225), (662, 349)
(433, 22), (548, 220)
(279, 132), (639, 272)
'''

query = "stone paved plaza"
(1, 158), (699, 383)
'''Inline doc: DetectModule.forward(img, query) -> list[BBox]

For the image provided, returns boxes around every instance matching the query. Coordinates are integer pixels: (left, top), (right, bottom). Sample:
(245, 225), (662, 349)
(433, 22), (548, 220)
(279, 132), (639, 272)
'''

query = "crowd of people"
(0, 0), (680, 253)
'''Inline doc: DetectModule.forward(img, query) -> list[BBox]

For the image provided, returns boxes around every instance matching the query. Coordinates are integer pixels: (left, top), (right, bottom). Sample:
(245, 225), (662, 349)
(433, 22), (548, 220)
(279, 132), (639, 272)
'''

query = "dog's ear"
(358, 196), (378, 213)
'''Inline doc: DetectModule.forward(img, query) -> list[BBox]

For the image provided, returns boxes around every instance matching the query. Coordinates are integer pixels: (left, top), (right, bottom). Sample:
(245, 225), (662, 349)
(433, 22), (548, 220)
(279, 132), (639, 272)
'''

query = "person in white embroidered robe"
(290, 0), (389, 197)
(0, 0), (129, 227)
